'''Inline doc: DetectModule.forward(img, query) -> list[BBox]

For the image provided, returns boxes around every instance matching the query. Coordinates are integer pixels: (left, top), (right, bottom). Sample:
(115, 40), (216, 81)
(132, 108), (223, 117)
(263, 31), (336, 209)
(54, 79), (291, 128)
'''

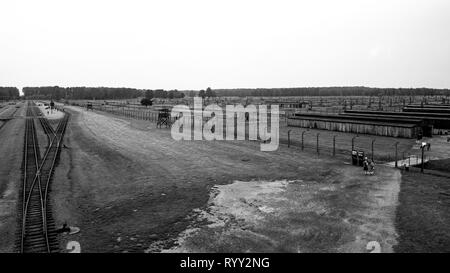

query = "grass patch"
(423, 158), (450, 173)
(394, 171), (450, 252)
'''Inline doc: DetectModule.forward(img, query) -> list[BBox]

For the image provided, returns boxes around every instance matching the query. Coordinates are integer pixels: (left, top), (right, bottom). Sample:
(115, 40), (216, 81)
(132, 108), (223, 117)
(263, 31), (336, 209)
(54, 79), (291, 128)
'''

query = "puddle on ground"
(147, 179), (337, 253)
(146, 166), (400, 253)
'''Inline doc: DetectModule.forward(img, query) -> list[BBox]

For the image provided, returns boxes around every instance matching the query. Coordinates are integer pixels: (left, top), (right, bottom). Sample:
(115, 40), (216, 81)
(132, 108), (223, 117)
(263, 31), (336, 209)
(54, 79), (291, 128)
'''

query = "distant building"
(288, 113), (428, 138)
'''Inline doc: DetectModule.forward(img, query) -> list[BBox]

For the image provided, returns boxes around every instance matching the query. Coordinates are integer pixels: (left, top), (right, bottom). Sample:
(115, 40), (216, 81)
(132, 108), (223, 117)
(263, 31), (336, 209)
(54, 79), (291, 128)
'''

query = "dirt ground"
(50, 106), (402, 253)
(162, 166), (400, 253)
(36, 103), (65, 120)
(0, 104), (25, 252)
(1, 102), (448, 253)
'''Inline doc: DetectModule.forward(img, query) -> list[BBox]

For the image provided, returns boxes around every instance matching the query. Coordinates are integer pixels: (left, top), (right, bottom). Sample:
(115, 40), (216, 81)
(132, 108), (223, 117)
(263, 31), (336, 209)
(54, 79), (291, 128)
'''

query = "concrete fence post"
(287, 130), (291, 148)
(371, 139), (376, 161)
(333, 135), (336, 156)
(351, 136), (357, 151)
(421, 146), (425, 173)
(301, 131), (306, 151)
(316, 133), (320, 155)
(394, 142), (399, 168)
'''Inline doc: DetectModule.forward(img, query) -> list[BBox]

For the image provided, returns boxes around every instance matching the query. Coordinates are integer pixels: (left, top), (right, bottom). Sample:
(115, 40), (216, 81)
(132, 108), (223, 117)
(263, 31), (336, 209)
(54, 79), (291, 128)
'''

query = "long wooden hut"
(288, 113), (425, 138)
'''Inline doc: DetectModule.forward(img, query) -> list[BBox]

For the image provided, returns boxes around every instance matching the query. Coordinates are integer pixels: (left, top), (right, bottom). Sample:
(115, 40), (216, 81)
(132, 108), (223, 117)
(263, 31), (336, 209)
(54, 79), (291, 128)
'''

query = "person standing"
(363, 157), (369, 175)
(369, 160), (375, 175)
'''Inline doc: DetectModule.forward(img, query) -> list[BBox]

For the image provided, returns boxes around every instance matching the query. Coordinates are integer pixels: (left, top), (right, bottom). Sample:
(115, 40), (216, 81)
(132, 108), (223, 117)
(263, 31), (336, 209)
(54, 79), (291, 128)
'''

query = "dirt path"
(53, 106), (402, 253)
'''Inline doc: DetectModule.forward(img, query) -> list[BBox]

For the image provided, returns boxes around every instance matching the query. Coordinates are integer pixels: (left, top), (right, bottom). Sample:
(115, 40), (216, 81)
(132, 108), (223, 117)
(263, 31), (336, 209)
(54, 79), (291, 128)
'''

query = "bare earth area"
(36, 103), (65, 120)
(161, 167), (400, 253)
(51, 106), (401, 253)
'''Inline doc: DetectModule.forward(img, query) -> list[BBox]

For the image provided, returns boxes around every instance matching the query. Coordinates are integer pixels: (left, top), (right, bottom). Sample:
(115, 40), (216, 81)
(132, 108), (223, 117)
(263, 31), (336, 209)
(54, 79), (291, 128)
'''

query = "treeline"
(0, 87), (20, 100)
(212, 87), (450, 97)
(145, 89), (185, 99)
(20, 86), (450, 100)
(22, 86), (185, 100)
(23, 87), (142, 100)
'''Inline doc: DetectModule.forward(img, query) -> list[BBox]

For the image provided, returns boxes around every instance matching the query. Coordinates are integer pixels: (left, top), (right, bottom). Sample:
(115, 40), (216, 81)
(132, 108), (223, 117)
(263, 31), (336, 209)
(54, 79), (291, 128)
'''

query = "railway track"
(17, 102), (69, 253)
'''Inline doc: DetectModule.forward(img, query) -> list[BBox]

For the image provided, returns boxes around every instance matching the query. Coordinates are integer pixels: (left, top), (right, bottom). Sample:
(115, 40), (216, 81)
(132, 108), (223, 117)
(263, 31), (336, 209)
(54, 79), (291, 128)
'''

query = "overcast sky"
(1, 0), (449, 91)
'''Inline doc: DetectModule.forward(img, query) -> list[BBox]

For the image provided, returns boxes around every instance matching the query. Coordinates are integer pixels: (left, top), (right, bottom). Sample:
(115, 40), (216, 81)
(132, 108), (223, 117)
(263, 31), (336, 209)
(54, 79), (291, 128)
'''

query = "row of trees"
(23, 87), (142, 100)
(0, 87), (20, 100)
(22, 87), (188, 100)
(141, 89), (187, 106)
(198, 87), (216, 99)
(20, 86), (450, 100)
(183, 87), (217, 98)
(144, 89), (185, 99)
(212, 87), (450, 97)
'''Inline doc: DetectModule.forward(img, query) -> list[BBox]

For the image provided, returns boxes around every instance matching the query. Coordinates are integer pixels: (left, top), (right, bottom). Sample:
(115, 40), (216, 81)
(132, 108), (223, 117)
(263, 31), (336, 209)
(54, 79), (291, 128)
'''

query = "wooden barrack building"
(288, 113), (428, 138)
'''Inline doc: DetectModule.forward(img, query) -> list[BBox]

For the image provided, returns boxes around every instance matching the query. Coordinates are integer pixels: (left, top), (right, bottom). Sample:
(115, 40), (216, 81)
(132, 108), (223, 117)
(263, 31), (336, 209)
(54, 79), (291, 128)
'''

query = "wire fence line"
(72, 102), (435, 169)
(280, 129), (434, 168)
(79, 102), (178, 123)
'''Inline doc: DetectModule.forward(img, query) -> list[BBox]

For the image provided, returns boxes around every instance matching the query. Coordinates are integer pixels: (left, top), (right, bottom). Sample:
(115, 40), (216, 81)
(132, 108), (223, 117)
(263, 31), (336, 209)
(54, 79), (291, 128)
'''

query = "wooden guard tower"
(157, 108), (171, 128)
(86, 102), (93, 111)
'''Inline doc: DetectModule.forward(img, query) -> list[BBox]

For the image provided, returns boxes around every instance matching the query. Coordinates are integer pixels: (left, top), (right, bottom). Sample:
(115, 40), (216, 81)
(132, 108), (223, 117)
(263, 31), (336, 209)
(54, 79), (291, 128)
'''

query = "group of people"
(363, 157), (375, 175)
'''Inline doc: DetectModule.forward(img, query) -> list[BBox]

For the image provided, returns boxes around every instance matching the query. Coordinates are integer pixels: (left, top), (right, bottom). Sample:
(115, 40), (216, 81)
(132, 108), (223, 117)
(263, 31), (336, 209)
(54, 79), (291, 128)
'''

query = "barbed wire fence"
(73, 101), (441, 174)
(280, 129), (434, 168)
